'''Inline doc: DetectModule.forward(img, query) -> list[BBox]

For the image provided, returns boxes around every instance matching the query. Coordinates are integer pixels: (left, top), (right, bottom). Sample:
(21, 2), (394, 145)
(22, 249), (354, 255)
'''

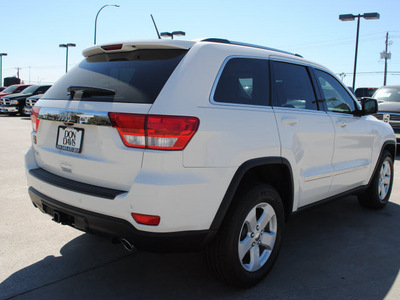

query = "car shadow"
(1, 196), (400, 299)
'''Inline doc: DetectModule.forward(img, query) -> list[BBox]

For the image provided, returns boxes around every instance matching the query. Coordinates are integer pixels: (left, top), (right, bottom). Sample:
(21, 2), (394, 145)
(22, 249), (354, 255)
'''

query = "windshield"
(373, 87), (400, 102)
(20, 86), (38, 94)
(43, 49), (187, 103)
(2, 86), (18, 93)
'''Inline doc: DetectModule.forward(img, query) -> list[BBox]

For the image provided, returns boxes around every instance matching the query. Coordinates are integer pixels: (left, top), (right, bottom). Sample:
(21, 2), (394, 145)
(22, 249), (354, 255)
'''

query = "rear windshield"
(42, 49), (187, 103)
(355, 88), (377, 98)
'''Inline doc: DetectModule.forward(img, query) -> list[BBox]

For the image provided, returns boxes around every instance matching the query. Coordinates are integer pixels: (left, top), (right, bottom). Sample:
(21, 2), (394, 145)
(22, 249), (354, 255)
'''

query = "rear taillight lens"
(108, 113), (146, 148)
(108, 113), (199, 150)
(31, 106), (41, 132)
(131, 213), (160, 226)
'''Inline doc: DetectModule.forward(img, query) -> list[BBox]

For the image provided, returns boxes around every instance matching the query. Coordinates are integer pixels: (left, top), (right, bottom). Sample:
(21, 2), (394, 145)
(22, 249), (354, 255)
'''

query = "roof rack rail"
(200, 38), (303, 58)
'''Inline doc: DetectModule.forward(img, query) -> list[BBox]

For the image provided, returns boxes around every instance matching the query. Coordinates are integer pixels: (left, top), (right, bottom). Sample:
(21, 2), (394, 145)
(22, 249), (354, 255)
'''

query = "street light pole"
(160, 31), (186, 40)
(59, 43), (76, 73)
(0, 53), (7, 86)
(353, 15), (361, 91)
(339, 12), (380, 90)
(94, 4), (120, 45)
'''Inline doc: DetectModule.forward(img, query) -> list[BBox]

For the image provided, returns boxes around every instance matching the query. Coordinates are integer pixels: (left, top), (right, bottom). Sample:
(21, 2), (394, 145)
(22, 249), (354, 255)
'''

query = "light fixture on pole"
(94, 4), (120, 45)
(160, 31), (186, 39)
(0, 53), (7, 86)
(59, 43), (76, 73)
(339, 12), (380, 90)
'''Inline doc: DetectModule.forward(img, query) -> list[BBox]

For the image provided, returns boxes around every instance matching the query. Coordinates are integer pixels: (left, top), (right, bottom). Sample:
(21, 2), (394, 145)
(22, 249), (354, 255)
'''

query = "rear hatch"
(31, 41), (191, 191)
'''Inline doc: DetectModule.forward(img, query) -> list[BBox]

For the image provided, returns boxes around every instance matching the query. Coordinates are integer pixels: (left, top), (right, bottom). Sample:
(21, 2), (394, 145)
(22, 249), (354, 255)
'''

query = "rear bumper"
(28, 186), (215, 252)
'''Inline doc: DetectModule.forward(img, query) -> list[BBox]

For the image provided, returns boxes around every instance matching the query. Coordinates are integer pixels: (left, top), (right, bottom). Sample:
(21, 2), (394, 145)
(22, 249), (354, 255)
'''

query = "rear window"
(212, 57), (269, 106)
(355, 88), (377, 98)
(43, 49), (187, 103)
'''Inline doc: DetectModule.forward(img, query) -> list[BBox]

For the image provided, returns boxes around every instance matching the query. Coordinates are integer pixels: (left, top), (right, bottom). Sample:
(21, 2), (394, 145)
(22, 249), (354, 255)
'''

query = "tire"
(358, 151), (394, 209)
(206, 184), (285, 288)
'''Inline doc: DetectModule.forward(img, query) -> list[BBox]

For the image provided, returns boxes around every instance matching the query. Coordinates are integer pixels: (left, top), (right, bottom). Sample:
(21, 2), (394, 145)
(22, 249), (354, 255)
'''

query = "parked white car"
(25, 38), (396, 287)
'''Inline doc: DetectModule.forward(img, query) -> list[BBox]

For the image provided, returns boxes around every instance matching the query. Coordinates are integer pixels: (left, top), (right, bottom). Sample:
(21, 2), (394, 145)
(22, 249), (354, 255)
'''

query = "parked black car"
(0, 85), (51, 115)
(373, 85), (400, 145)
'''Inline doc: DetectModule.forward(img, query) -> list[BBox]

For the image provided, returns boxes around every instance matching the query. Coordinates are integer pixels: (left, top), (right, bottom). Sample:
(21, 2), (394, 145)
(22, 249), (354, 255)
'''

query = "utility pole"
(381, 32), (392, 86)
(15, 67), (21, 79)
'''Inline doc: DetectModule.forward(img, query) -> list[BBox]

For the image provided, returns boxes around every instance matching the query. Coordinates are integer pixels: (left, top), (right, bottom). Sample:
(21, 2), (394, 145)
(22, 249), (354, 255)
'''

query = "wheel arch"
(368, 140), (396, 187)
(209, 157), (294, 231)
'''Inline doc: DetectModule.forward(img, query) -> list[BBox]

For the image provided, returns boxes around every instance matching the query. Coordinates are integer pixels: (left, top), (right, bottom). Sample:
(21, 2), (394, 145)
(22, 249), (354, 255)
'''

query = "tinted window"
(355, 88), (377, 98)
(316, 70), (356, 114)
(36, 85), (51, 94)
(43, 49), (187, 103)
(15, 86), (28, 93)
(273, 62), (318, 110)
(213, 58), (269, 106)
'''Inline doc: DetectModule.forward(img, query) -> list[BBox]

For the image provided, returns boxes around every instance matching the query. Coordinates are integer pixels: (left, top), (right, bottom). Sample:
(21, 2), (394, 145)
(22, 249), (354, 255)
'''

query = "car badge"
(383, 114), (390, 123)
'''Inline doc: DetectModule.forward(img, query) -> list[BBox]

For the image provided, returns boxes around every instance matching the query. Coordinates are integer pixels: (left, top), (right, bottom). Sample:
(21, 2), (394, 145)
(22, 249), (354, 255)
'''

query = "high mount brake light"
(101, 44), (123, 51)
(31, 106), (41, 132)
(108, 113), (199, 150)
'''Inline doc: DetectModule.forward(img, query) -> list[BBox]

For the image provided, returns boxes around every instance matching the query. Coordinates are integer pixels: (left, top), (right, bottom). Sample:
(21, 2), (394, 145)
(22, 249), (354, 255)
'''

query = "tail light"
(108, 113), (199, 150)
(31, 106), (41, 132)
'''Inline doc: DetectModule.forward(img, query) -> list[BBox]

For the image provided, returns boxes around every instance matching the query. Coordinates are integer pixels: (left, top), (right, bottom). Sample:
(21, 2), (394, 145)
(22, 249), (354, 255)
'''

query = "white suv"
(25, 38), (396, 287)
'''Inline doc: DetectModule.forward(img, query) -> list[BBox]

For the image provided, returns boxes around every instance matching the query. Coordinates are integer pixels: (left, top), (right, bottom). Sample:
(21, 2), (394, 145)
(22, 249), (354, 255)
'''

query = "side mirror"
(356, 98), (378, 116)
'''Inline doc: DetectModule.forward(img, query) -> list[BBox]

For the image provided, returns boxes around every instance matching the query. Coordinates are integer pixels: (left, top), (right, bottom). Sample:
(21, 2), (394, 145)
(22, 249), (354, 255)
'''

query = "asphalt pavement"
(1, 114), (400, 300)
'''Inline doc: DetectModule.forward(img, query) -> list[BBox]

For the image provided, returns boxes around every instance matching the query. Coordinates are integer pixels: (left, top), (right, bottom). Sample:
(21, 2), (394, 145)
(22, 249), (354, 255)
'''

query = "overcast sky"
(1, 0), (399, 88)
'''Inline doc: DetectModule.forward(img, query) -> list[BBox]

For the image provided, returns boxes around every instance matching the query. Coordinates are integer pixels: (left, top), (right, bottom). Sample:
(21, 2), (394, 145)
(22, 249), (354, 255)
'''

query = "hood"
(0, 92), (11, 97)
(27, 94), (43, 100)
(378, 101), (400, 113)
(2, 92), (33, 100)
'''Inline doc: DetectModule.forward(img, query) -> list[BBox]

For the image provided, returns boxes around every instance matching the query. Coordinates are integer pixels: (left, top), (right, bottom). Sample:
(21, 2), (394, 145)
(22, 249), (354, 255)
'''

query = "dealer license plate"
(56, 126), (84, 153)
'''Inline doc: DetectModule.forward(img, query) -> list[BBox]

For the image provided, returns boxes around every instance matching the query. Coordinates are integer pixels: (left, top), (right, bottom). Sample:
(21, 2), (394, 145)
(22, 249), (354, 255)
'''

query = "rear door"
(271, 60), (335, 208)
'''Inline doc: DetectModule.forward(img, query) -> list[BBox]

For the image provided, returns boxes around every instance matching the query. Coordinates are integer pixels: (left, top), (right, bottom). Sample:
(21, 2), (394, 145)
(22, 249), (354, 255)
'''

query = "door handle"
(281, 117), (299, 126)
(336, 121), (347, 128)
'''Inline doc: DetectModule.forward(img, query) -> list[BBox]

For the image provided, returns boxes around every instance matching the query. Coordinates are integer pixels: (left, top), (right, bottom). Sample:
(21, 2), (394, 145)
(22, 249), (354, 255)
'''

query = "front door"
(315, 69), (375, 194)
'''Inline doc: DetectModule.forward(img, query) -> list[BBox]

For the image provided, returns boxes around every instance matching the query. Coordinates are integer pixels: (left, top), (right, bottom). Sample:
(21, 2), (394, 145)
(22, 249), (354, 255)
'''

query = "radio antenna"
(151, 14), (161, 39)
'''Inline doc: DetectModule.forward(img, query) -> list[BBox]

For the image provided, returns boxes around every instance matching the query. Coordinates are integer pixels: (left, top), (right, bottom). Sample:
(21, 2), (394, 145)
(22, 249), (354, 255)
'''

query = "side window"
(315, 70), (356, 114)
(15, 86), (26, 93)
(37, 86), (51, 94)
(273, 62), (318, 110)
(213, 58), (269, 106)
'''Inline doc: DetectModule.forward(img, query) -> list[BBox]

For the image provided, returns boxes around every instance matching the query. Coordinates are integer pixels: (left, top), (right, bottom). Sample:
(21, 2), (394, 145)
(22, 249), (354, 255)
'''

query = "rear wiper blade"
(67, 86), (115, 99)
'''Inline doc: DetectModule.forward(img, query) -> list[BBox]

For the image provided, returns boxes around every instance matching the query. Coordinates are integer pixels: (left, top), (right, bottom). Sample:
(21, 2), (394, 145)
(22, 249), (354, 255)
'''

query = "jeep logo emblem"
(57, 112), (76, 126)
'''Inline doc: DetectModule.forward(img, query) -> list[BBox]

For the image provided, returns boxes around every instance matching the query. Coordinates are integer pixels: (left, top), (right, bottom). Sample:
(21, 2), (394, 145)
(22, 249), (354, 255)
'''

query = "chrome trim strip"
(304, 163), (369, 182)
(304, 172), (332, 182)
(38, 107), (112, 126)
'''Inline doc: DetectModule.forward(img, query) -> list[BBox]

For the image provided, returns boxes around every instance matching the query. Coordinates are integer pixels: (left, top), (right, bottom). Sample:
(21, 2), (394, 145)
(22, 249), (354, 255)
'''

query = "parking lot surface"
(1, 114), (400, 300)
